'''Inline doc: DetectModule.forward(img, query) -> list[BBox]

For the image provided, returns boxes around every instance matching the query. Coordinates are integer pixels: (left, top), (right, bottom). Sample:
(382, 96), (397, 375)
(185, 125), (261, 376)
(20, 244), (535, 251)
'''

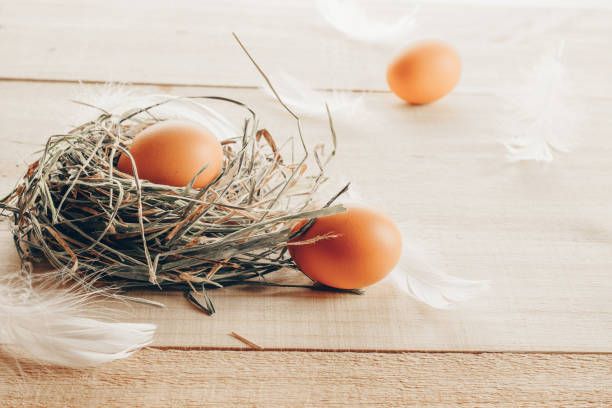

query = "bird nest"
(0, 95), (352, 314)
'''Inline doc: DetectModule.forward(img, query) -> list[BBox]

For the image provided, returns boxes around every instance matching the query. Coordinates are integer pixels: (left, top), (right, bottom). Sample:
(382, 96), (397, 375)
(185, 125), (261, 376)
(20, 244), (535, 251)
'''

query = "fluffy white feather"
(71, 83), (241, 141)
(315, 0), (418, 44)
(504, 43), (576, 162)
(260, 71), (365, 117)
(0, 271), (155, 368)
(333, 185), (488, 309)
(386, 240), (490, 309)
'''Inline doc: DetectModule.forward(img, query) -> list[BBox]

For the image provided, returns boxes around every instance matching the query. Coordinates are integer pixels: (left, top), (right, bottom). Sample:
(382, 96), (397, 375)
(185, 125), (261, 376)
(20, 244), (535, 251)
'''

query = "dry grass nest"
(0, 96), (357, 314)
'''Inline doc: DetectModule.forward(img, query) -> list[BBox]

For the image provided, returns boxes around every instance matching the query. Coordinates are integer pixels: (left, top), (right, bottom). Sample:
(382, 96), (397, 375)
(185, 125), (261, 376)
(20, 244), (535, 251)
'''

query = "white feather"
(71, 82), (135, 117)
(71, 83), (241, 141)
(386, 240), (489, 309)
(333, 183), (489, 309)
(0, 271), (155, 368)
(261, 71), (365, 117)
(315, 0), (418, 44)
(503, 42), (576, 162)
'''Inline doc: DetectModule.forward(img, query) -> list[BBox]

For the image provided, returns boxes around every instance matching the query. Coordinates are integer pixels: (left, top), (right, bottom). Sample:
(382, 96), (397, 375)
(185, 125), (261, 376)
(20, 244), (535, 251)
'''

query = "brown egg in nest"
(117, 120), (224, 188)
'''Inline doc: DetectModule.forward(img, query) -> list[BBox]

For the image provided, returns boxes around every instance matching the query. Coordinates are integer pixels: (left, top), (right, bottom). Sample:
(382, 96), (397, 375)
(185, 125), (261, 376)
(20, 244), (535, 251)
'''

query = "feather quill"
(315, 0), (418, 44)
(0, 271), (155, 368)
(260, 71), (365, 117)
(503, 42), (576, 162)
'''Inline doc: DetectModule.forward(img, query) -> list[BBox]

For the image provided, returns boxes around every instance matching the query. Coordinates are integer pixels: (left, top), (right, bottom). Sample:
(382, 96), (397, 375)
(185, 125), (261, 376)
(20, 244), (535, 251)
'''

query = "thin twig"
(229, 332), (263, 350)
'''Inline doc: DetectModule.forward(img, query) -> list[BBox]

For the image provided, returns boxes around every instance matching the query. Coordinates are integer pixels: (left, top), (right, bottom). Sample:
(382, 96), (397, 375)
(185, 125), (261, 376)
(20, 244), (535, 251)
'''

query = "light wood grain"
(2, 80), (611, 352)
(1, 350), (610, 407)
(1, 1), (611, 97)
(1, 0), (611, 406)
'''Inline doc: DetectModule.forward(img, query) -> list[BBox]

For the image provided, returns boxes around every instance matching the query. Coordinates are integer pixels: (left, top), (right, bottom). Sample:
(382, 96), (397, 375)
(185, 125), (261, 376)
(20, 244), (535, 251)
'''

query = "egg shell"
(289, 205), (402, 289)
(387, 40), (461, 105)
(117, 120), (224, 188)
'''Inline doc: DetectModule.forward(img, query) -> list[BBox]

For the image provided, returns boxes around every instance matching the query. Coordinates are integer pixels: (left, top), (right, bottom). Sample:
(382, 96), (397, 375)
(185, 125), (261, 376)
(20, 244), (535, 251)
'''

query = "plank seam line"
(149, 346), (612, 355)
(3, 77), (611, 99)
(0, 76), (258, 90)
(0, 76), (389, 94)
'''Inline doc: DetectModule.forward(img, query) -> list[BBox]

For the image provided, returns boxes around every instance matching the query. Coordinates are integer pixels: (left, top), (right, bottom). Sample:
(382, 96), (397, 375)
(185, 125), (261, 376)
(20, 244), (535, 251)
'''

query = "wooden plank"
(1, 1), (611, 96)
(1, 350), (610, 407)
(1, 80), (611, 352)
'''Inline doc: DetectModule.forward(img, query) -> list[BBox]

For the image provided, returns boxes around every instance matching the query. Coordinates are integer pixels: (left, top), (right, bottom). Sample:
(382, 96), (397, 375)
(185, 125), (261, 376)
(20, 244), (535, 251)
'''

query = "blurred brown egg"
(387, 40), (461, 104)
(117, 120), (223, 188)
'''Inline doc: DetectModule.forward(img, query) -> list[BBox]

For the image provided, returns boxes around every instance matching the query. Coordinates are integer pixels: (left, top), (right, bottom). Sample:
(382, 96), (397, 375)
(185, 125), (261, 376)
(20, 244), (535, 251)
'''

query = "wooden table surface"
(1, 1), (611, 406)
